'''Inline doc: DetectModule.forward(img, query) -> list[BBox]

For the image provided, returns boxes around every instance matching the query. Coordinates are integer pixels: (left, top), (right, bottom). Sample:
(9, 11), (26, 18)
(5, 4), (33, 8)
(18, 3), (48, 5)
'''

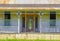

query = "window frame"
(4, 11), (11, 26)
(50, 11), (56, 27)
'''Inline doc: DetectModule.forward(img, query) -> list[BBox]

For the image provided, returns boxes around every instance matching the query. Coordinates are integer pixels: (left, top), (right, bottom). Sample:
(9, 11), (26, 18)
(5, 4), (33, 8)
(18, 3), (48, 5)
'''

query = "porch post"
(17, 11), (20, 33)
(40, 11), (43, 33)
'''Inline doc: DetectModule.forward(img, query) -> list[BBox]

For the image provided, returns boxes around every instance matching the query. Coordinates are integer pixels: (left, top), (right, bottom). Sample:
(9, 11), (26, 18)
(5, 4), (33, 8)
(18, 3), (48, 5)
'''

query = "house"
(0, 0), (60, 40)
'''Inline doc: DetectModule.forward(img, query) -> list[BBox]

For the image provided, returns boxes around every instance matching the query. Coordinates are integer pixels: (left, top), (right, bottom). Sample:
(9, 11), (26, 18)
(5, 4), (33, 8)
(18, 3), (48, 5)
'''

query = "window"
(4, 11), (10, 26)
(35, 17), (39, 32)
(22, 16), (25, 32)
(50, 11), (56, 27)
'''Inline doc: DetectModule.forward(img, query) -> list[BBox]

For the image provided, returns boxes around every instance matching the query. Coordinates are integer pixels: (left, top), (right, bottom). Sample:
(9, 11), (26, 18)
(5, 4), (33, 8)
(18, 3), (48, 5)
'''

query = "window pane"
(50, 20), (56, 26)
(50, 11), (56, 19)
(4, 19), (10, 26)
(28, 16), (33, 30)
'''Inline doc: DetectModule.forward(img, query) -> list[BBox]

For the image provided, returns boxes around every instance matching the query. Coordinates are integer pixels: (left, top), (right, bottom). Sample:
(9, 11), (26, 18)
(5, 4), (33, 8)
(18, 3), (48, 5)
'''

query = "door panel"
(26, 16), (34, 32)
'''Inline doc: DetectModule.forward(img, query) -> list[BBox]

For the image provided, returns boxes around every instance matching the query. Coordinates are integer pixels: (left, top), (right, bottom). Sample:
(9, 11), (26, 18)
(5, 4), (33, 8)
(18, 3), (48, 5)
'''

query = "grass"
(0, 39), (60, 41)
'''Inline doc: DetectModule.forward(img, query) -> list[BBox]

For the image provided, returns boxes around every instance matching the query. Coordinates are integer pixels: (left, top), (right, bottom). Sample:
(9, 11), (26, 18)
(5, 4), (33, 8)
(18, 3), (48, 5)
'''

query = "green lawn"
(0, 39), (60, 41)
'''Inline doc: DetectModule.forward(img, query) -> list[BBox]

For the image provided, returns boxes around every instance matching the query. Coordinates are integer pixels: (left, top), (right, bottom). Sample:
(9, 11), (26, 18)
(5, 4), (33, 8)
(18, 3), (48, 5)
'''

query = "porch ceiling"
(0, 9), (60, 13)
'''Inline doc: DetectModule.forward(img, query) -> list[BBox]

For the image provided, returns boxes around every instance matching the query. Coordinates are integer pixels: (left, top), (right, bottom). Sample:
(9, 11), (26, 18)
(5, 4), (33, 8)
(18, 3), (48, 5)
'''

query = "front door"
(22, 14), (39, 32)
(26, 15), (34, 32)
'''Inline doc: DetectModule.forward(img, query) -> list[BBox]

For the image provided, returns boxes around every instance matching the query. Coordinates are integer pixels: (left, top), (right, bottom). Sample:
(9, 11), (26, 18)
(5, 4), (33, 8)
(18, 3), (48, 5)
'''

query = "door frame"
(21, 14), (39, 32)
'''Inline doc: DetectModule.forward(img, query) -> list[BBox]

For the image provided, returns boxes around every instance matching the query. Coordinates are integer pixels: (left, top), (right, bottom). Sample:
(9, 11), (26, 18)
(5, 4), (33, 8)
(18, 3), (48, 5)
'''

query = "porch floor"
(0, 33), (60, 40)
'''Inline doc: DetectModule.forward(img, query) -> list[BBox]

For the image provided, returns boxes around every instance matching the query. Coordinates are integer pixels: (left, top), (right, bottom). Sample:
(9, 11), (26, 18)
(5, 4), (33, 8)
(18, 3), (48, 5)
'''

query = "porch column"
(40, 11), (43, 33)
(17, 11), (20, 33)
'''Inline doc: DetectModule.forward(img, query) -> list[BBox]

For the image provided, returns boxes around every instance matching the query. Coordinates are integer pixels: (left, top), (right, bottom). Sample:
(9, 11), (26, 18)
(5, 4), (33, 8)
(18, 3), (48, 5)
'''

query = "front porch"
(0, 9), (60, 33)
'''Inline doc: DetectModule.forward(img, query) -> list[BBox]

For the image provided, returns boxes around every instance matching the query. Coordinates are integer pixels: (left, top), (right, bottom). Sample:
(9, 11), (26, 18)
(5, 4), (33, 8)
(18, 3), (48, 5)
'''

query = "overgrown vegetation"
(0, 39), (60, 41)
